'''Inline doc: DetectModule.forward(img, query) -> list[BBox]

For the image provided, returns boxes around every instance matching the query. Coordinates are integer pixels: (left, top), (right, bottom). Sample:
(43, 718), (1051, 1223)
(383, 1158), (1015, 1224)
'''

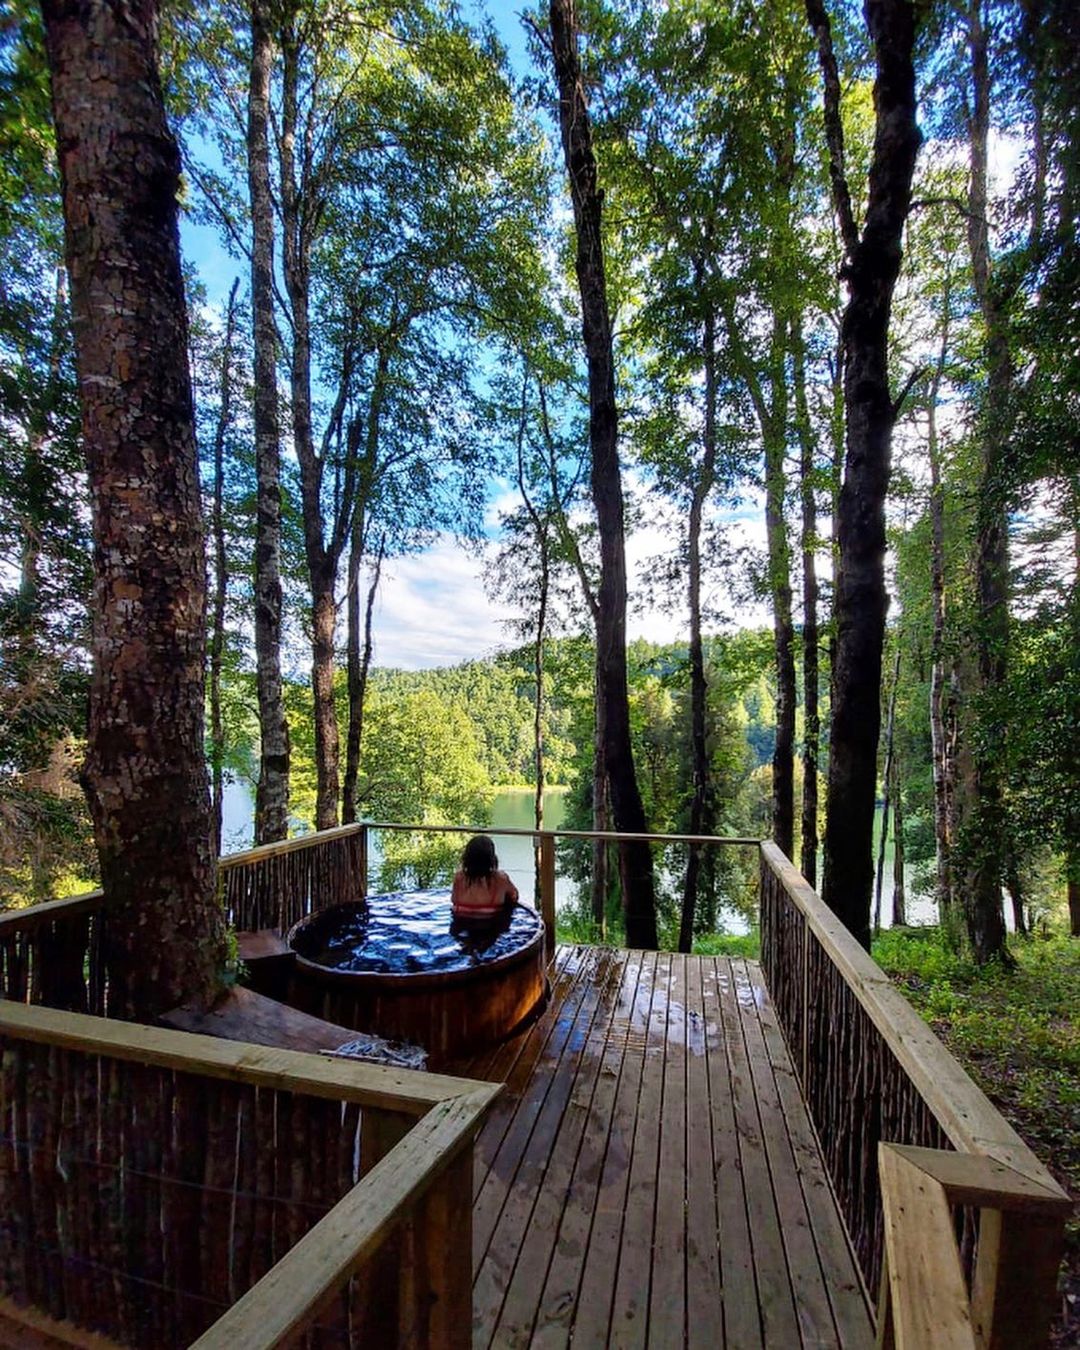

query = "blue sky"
(175, 3), (770, 670)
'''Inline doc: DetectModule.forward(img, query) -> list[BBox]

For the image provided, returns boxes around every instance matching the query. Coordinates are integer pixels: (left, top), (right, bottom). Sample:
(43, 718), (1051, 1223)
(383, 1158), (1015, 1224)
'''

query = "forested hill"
(362, 630), (780, 794)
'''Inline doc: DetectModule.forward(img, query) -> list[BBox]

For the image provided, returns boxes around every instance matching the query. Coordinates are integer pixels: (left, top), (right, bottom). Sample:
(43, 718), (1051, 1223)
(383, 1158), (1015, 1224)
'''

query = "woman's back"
(451, 867), (518, 920)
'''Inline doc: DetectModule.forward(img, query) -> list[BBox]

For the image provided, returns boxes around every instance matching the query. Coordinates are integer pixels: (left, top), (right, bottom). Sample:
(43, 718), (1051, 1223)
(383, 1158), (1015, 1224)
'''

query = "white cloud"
(369, 493), (782, 670)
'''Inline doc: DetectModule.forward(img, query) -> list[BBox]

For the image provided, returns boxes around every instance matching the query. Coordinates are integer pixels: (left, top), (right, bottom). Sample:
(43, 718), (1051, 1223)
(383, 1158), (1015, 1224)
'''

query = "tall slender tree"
(954, 0), (1013, 962)
(248, 0), (290, 843)
(549, 0), (657, 948)
(806, 0), (921, 948)
(42, 0), (225, 1018)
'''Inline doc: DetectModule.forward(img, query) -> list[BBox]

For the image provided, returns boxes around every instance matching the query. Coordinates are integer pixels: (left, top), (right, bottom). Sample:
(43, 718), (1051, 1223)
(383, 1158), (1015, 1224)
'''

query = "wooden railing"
(0, 888), (109, 1014)
(0, 826), (369, 1017)
(367, 819), (761, 956)
(758, 841), (1071, 1346)
(0, 820), (758, 1008)
(0, 999), (499, 1348)
(219, 822), (366, 933)
(877, 1143), (1071, 1350)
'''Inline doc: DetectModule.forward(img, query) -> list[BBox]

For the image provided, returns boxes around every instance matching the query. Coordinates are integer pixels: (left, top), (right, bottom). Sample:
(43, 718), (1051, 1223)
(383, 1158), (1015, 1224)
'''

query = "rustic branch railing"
(0, 889), (109, 1014)
(219, 822), (366, 933)
(0, 999), (498, 1348)
(759, 841), (1070, 1342)
(0, 821), (759, 1009)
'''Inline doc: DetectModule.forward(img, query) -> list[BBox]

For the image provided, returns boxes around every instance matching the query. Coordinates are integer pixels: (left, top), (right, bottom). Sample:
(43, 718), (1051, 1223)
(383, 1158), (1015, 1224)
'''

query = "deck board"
(449, 948), (874, 1350)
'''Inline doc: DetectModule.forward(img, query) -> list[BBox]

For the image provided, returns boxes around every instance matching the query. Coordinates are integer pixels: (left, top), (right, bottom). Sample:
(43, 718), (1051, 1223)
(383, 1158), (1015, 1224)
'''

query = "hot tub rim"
(286, 896), (547, 993)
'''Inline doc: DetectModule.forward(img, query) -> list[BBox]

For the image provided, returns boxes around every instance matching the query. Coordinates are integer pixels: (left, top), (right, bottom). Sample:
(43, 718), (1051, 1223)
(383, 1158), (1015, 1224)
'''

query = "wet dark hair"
(461, 834), (498, 881)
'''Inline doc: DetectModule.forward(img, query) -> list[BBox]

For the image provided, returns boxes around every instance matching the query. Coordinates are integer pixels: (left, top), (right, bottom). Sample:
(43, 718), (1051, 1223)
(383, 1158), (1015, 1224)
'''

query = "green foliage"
(0, 4), (94, 906)
(875, 926), (1079, 1271)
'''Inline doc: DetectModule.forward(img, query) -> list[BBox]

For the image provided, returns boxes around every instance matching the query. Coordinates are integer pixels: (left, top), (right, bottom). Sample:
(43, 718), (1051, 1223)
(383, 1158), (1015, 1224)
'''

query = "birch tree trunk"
(550, 0), (656, 948)
(248, 0), (290, 844)
(42, 0), (225, 1019)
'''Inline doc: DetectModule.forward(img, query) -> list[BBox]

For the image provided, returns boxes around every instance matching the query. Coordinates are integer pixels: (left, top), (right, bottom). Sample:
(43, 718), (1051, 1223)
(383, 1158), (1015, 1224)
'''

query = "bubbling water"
(290, 889), (544, 976)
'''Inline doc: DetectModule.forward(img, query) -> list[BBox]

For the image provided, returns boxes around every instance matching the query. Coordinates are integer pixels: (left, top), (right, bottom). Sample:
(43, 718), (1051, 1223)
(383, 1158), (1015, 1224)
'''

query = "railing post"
(539, 833), (556, 957)
(801, 920), (810, 1090)
(358, 822), (369, 898)
(971, 1208), (1065, 1350)
(405, 1145), (474, 1349)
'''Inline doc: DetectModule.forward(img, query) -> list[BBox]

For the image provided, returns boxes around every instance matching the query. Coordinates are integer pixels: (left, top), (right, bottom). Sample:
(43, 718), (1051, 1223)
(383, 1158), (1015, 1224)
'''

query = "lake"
(219, 779), (942, 929)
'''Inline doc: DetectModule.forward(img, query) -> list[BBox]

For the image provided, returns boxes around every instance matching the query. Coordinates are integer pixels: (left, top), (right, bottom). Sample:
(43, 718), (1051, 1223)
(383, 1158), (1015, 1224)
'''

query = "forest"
(1, 0), (1078, 975)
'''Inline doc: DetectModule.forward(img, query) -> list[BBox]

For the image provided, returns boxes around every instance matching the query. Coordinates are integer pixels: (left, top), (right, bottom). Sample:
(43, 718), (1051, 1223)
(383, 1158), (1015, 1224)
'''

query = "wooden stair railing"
(877, 1143), (1072, 1350)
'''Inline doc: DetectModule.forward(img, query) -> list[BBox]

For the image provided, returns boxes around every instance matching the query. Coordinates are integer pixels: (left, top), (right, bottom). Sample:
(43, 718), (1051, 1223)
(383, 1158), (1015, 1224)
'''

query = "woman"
(451, 834), (518, 921)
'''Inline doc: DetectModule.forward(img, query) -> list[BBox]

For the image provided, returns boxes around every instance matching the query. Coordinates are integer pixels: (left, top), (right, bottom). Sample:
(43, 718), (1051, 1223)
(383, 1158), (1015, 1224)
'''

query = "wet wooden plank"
(471, 947), (615, 1347)
(468, 946), (595, 1205)
(714, 957), (800, 1345)
(466, 948), (872, 1350)
(701, 957), (761, 1350)
(751, 961), (874, 1347)
(529, 951), (651, 1350)
(684, 954), (723, 1350)
(732, 958), (840, 1347)
(471, 947), (609, 1279)
(648, 952), (689, 1350)
(569, 949), (659, 1347)
(487, 948), (632, 1348)
(608, 950), (672, 1348)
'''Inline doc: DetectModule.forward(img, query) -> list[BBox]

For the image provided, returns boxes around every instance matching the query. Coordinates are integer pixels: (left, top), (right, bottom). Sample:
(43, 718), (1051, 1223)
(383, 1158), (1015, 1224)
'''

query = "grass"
(873, 926), (1080, 1345)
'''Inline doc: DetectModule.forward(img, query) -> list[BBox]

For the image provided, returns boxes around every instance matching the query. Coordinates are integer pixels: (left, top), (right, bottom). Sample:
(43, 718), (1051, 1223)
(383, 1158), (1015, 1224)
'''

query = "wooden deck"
(448, 944), (875, 1349)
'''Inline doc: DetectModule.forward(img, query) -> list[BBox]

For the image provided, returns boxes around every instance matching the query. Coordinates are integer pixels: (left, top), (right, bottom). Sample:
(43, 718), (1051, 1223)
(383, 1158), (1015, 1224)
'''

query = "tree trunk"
(43, 0), (225, 1019)
(680, 301), (719, 954)
(532, 549), (549, 905)
(248, 0), (290, 845)
(806, 0), (921, 951)
(280, 18), (341, 832)
(591, 696), (610, 934)
(763, 331), (796, 862)
(1068, 854), (1080, 939)
(874, 639), (901, 932)
(793, 317), (820, 886)
(957, 0), (1012, 964)
(550, 0), (656, 948)
(927, 307), (954, 915)
(891, 751), (906, 927)
(342, 346), (391, 824)
(513, 380), (552, 909)
(209, 278), (240, 858)
(342, 537), (382, 825)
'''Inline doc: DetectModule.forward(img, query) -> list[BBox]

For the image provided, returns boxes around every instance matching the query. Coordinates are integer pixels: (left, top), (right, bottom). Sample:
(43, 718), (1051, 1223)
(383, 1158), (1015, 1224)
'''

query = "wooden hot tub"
(286, 890), (547, 1066)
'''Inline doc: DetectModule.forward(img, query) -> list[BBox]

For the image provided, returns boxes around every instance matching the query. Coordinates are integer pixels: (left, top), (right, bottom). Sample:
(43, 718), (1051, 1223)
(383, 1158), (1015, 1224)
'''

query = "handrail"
(0, 1000), (484, 1116)
(367, 820), (762, 846)
(190, 1088), (494, 1350)
(0, 887), (106, 934)
(0, 996), (501, 1347)
(877, 1143), (1070, 1350)
(760, 841), (1066, 1193)
(217, 822), (365, 869)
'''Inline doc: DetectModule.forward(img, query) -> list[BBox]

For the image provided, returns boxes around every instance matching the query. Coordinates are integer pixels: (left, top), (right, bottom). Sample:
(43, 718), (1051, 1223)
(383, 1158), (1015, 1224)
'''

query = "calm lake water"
(220, 779), (940, 929)
(220, 779), (573, 907)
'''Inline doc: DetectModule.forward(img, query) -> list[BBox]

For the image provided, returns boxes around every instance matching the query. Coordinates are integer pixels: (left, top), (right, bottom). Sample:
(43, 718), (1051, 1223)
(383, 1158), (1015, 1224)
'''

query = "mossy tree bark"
(42, 0), (226, 1019)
